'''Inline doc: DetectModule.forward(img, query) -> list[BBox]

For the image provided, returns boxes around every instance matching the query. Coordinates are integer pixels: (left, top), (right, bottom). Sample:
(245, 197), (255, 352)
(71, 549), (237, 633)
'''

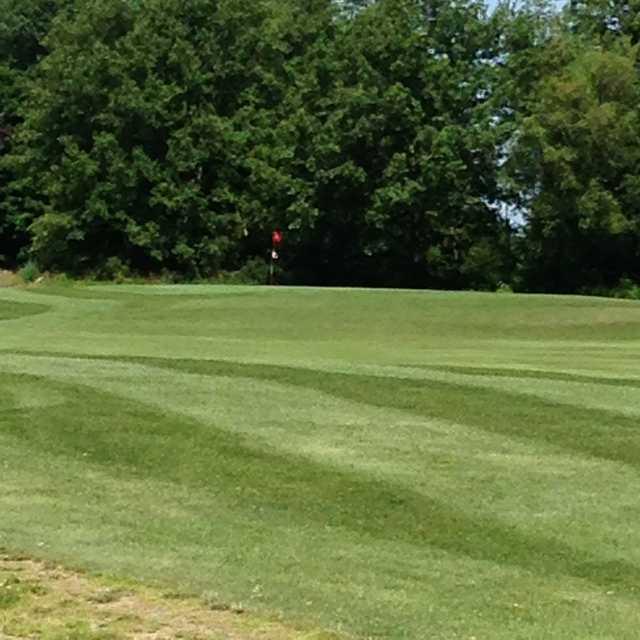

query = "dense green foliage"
(2, 0), (640, 291)
(0, 0), (69, 264)
(511, 42), (640, 291)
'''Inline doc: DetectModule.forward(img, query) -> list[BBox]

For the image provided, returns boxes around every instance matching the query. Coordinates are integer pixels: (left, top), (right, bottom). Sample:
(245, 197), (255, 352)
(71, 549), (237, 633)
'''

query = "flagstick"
(270, 229), (282, 286)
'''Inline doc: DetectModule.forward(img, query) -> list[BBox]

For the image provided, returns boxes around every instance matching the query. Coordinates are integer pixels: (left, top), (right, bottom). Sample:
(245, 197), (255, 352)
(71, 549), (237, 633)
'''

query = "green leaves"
(510, 42), (640, 291)
(0, 0), (516, 286)
(268, 0), (511, 287)
(2, 0), (278, 275)
(7, 0), (638, 293)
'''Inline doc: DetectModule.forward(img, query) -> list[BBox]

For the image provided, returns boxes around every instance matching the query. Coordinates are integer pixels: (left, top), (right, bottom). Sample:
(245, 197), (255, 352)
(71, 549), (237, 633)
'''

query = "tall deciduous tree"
(510, 43), (640, 291)
(270, 0), (513, 287)
(0, 0), (68, 265)
(3, 0), (307, 275)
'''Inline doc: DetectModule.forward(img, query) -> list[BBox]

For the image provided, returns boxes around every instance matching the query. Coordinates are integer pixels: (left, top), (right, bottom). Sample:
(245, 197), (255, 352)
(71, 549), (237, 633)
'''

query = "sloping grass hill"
(1, 283), (640, 639)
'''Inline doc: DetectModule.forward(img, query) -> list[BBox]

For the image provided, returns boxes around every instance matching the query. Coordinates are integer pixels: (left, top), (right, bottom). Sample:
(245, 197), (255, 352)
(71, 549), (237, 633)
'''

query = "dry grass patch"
(0, 555), (322, 640)
(0, 271), (21, 288)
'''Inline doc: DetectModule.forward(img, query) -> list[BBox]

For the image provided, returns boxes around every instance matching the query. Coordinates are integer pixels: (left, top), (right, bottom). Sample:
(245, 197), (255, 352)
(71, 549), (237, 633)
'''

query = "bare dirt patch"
(0, 555), (327, 640)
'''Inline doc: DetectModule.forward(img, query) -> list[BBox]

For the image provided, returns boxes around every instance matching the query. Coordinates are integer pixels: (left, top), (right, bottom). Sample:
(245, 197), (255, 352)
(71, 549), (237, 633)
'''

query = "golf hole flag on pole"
(270, 229), (283, 285)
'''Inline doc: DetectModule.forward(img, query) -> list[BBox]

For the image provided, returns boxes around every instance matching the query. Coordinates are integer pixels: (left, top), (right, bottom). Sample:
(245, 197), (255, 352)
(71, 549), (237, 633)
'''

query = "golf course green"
(1, 283), (640, 639)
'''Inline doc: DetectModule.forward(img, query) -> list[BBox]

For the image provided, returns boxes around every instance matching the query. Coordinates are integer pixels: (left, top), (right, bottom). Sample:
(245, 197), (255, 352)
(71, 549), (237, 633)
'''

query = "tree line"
(1, 0), (640, 293)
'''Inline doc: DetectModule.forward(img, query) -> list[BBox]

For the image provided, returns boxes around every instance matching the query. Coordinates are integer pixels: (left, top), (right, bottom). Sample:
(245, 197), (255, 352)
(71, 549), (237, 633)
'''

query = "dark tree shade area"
(2, 0), (640, 293)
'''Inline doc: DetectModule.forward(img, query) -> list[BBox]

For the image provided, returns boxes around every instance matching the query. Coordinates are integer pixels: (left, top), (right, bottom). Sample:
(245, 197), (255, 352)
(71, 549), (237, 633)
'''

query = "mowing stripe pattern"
(1, 284), (640, 639)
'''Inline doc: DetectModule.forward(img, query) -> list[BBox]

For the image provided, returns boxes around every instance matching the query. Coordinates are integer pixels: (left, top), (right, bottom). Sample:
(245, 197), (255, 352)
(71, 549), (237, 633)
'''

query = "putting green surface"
(1, 284), (640, 639)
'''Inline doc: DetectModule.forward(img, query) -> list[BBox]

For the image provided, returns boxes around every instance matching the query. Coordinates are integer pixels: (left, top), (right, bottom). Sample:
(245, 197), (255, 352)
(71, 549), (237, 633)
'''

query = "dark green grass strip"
(0, 301), (49, 321)
(2, 371), (640, 595)
(407, 364), (640, 390)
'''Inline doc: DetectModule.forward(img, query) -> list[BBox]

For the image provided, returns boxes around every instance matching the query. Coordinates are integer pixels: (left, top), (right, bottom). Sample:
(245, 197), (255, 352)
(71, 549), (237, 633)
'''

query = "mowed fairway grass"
(2, 284), (640, 639)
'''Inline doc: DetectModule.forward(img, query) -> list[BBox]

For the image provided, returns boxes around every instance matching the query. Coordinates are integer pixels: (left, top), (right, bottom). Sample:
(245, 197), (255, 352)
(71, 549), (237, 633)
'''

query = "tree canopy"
(2, 0), (640, 293)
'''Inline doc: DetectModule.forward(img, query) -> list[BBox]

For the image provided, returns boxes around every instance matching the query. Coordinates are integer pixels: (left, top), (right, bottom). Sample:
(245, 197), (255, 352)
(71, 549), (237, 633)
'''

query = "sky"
(487, 0), (565, 9)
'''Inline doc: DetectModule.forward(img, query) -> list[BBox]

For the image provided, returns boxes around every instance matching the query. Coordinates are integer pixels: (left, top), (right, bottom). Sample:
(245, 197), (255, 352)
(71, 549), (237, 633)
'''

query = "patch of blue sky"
(487, 0), (565, 10)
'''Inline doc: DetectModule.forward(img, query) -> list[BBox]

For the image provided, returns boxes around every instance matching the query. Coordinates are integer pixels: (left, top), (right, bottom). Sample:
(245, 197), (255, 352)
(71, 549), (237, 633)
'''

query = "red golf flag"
(272, 230), (283, 247)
